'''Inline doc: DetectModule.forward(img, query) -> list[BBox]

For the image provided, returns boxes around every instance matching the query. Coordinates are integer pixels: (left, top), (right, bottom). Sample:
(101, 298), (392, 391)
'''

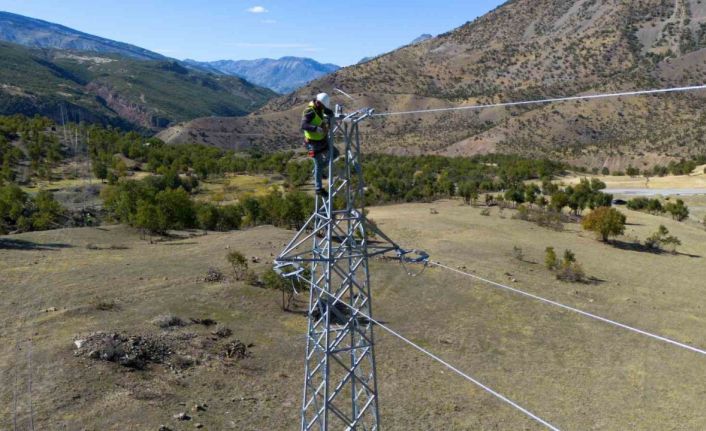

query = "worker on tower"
(301, 93), (338, 196)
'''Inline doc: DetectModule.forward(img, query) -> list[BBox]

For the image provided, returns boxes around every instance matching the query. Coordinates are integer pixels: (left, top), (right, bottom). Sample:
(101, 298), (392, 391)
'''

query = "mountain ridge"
(0, 12), (278, 129)
(0, 11), (166, 61)
(161, 0), (706, 170)
(0, 41), (276, 129)
(183, 57), (340, 94)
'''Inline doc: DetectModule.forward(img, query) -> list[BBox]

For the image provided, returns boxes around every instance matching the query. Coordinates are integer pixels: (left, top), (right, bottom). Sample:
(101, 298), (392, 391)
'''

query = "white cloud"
(246, 6), (268, 13)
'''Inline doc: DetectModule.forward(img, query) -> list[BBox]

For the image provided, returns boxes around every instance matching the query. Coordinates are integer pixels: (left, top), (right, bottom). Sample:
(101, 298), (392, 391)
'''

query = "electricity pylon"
(274, 106), (427, 430)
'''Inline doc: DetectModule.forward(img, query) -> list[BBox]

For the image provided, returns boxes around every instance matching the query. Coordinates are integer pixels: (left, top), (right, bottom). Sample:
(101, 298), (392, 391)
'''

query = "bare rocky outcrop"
(85, 82), (157, 128)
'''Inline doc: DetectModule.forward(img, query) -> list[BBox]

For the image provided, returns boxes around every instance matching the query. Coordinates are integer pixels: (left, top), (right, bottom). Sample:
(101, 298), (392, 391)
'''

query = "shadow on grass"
(0, 238), (73, 251)
(587, 276), (607, 285)
(611, 240), (701, 258)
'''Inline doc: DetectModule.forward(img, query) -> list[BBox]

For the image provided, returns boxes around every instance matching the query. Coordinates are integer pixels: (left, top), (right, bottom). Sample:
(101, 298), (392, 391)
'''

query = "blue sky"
(1, 0), (504, 65)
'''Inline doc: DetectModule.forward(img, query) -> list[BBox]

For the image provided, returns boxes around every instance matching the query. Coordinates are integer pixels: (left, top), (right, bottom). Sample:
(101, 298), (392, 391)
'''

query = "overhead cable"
(371, 84), (706, 117)
(430, 261), (706, 357)
(315, 289), (562, 430)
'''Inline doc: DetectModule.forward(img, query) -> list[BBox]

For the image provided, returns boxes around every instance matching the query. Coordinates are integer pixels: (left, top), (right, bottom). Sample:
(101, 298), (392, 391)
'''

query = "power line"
(430, 261), (706, 357)
(313, 288), (561, 430)
(371, 84), (706, 118)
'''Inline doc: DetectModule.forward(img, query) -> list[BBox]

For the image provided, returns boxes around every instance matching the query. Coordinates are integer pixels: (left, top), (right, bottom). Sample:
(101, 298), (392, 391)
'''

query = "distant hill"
(359, 34), (435, 64)
(184, 57), (340, 94)
(410, 34), (433, 44)
(0, 41), (276, 129)
(162, 0), (706, 171)
(0, 11), (165, 61)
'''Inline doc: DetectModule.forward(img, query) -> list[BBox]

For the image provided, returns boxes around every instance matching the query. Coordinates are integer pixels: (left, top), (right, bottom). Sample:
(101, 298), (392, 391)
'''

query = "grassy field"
(2, 200), (706, 430)
(558, 165), (706, 190)
(195, 174), (284, 204)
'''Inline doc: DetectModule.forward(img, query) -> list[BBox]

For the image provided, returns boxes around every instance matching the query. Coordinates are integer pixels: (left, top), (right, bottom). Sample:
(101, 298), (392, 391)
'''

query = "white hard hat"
(316, 93), (331, 109)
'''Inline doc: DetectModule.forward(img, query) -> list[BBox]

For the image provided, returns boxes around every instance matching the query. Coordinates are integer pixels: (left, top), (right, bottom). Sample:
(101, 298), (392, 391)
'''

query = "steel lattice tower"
(275, 106), (419, 430)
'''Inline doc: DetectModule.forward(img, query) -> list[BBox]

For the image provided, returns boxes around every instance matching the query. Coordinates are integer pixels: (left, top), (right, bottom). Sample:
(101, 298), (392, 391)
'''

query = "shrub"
(556, 262), (586, 283)
(545, 247), (558, 270)
(94, 298), (117, 311)
(562, 249), (576, 266)
(212, 325), (232, 338)
(664, 199), (689, 221)
(545, 247), (585, 282)
(245, 269), (261, 287)
(226, 251), (248, 280)
(204, 267), (224, 283)
(261, 269), (295, 311)
(152, 314), (186, 329)
(627, 197), (664, 214)
(581, 207), (626, 242)
(644, 225), (681, 253)
(513, 205), (565, 230)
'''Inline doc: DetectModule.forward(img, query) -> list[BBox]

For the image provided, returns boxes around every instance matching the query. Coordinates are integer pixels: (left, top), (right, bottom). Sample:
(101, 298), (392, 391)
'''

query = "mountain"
(162, 0), (706, 170)
(359, 34), (435, 64)
(0, 41), (276, 129)
(410, 34), (433, 44)
(0, 11), (166, 61)
(184, 57), (340, 94)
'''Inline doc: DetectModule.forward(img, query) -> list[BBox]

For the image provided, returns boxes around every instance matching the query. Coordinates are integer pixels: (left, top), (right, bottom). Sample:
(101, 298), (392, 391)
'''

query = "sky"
(0, 0), (504, 66)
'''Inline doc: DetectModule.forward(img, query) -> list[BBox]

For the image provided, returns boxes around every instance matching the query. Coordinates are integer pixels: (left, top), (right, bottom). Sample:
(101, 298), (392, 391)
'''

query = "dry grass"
(558, 167), (706, 190)
(2, 200), (706, 429)
(195, 174), (283, 204)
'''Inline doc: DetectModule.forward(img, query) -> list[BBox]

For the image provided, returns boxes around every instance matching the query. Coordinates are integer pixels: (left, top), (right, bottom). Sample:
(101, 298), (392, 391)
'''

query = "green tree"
(0, 183), (27, 233)
(196, 203), (219, 231)
(217, 204), (243, 231)
(134, 200), (166, 235)
(458, 182), (477, 205)
(93, 159), (108, 183)
(31, 190), (63, 230)
(581, 207), (626, 242)
(524, 184), (540, 206)
(155, 188), (195, 229)
(550, 191), (569, 212)
(665, 199), (689, 221)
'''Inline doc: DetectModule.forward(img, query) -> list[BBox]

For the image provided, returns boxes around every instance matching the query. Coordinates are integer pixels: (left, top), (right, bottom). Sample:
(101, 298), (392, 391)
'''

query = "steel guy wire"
(371, 84), (706, 117)
(313, 287), (562, 431)
(429, 261), (706, 357)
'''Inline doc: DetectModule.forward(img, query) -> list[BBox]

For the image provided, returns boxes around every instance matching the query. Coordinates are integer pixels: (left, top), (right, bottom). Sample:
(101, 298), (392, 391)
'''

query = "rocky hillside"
(161, 0), (706, 170)
(0, 11), (165, 61)
(184, 57), (340, 94)
(0, 41), (276, 129)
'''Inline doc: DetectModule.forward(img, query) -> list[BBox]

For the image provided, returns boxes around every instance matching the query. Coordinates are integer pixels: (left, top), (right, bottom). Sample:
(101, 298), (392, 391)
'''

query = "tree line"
(100, 173), (314, 234)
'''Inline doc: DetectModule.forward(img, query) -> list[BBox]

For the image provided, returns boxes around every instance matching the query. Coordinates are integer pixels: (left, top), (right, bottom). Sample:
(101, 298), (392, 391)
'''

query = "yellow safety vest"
(303, 102), (326, 141)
